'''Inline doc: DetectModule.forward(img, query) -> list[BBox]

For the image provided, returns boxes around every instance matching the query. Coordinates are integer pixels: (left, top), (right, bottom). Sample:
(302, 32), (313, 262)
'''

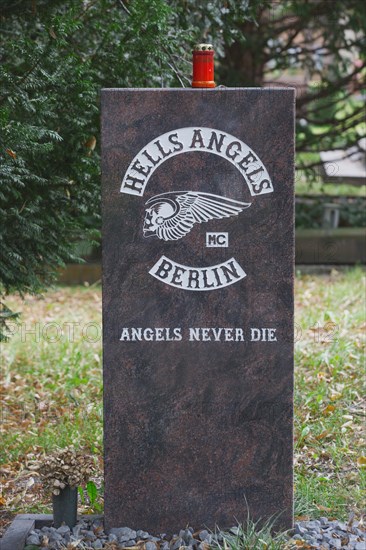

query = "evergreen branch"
(0, 58), (42, 104)
(162, 45), (189, 87)
(117, 0), (131, 16)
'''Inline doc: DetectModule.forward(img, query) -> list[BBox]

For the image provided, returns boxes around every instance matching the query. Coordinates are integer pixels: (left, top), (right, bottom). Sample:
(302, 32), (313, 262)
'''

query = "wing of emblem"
(143, 191), (251, 241)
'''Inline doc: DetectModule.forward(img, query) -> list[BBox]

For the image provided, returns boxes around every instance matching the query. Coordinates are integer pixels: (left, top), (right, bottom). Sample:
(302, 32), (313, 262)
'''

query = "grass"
(295, 180), (366, 197)
(212, 518), (293, 550)
(0, 287), (103, 515)
(1, 268), (365, 526)
(294, 267), (365, 519)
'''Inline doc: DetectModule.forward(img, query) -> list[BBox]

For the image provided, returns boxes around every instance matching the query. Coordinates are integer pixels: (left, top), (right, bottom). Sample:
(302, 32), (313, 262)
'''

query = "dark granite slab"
(0, 514), (53, 550)
(101, 88), (295, 532)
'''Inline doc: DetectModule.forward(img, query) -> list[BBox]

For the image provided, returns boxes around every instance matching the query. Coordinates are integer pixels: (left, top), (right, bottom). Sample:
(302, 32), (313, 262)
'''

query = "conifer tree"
(0, 0), (184, 339)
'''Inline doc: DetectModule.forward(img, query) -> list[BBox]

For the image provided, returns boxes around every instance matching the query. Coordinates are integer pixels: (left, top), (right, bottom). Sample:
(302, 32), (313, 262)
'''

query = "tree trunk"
(219, 22), (266, 87)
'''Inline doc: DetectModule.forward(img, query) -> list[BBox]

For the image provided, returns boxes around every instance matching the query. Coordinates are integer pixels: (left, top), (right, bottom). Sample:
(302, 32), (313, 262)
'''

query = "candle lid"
(194, 43), (214, 52)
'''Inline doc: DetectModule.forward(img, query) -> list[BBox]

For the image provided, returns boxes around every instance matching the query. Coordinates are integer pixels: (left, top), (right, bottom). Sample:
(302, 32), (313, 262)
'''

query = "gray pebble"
(26, 534), (40, 546)
(171, 536), (184, 550)
(111, 527), (137, 541)
(84, 529), (96, 541)
(72, 524), (83, 537)
(137, 530), (151, 539)
(119, 534), (135, 542)
(57, 524), (70, 535)
(295, 524), (307, 537)
(48, 531), (63, 542)
(36, 518), (365, 550)
(307, 520), (321, 530)
(179, 529), (193, 544)
(199, 530), (209, 541)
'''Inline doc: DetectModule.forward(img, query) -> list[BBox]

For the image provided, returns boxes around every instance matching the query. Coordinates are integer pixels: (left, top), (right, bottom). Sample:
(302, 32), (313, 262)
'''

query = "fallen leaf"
(330, 392), (342, 401)
(316, 504), (332, 512)
(315, 431), (330, 440)
(357, 456), (366, 467)
(25, 477), (35, 489)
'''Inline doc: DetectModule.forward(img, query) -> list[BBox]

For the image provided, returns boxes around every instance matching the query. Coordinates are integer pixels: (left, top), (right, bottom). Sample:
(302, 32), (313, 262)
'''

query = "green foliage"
(78, 479), (103, 512)
(0, 1), (185, 300)
(295, 197), (366, 229)
(0, 301), (19, 342)
(212, 518), (291, 550)
(1, 5), (92, 300)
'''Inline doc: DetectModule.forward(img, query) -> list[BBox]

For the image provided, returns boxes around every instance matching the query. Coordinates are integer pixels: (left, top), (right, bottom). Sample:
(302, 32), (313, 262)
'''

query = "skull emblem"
(143, 200), (176, 238)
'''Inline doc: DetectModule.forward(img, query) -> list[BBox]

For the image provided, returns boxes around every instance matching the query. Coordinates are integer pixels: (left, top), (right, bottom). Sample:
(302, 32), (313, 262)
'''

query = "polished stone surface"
(101, 88), (295, 532)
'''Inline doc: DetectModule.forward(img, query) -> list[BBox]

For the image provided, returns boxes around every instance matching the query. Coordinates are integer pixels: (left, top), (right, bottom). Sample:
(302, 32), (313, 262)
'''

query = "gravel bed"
(24, 516), (365, 550)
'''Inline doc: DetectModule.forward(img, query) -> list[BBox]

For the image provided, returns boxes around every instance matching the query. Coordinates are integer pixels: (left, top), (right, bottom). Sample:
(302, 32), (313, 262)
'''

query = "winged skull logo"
(143, 191), (251, 241)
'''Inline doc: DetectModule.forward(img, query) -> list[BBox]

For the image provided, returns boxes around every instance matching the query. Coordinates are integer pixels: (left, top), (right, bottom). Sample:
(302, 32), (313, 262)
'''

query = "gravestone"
(101, 88), (295, 532)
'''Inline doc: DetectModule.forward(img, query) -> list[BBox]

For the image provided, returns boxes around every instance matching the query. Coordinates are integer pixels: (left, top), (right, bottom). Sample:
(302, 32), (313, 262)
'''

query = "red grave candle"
(191, 43), (216, 88)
